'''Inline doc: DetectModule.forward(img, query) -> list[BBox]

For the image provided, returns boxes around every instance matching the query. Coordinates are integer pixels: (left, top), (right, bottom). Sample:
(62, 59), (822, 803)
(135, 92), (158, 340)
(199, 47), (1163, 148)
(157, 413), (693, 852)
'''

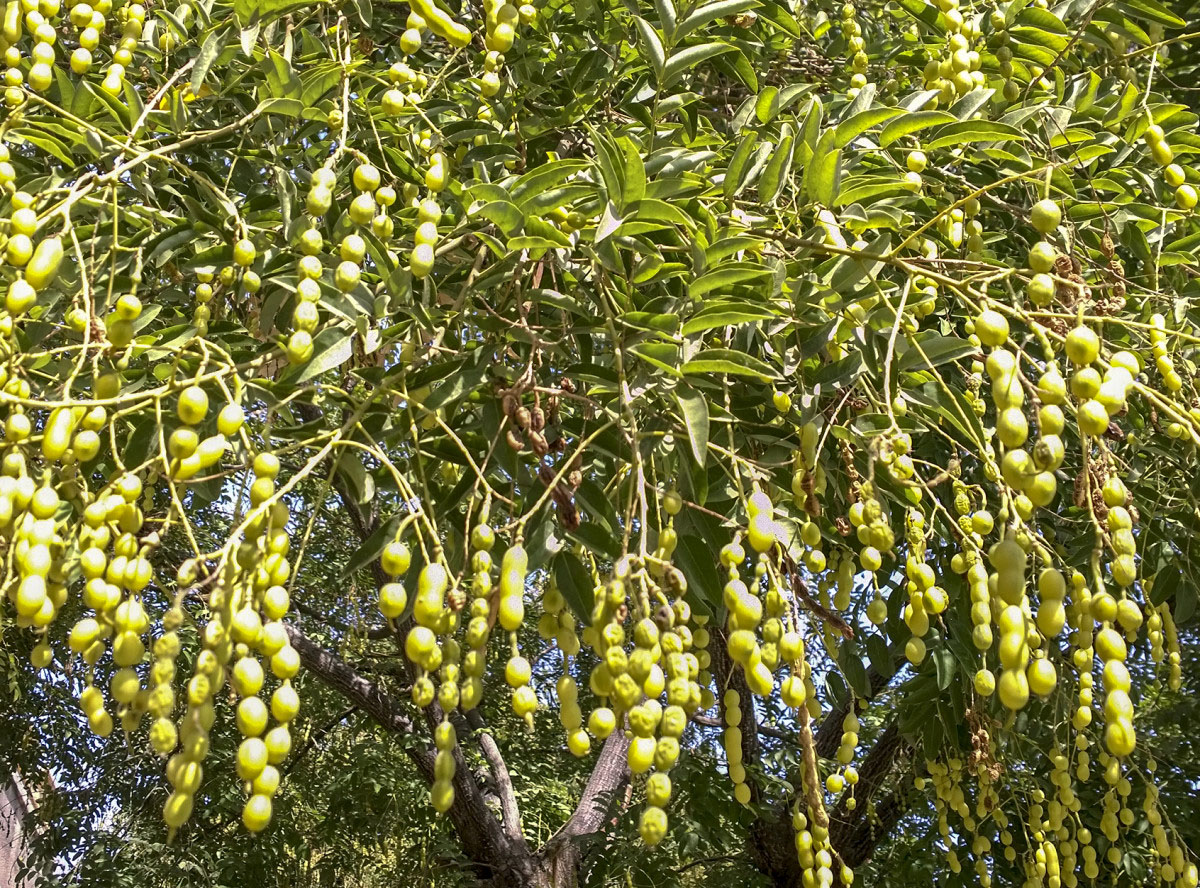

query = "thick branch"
(539, 729), (631, 886)
(709, 626), (763, 796)
(464, 709), (523, 840)
(836, 790), (908, 869)
(291, 596), (392, 640)
(692, 713), (797, 745)
(282, 705), (358, 778)
(797, 701), (828, 830)
(285, 625), (429, 769)
(552, 729), (631, 843)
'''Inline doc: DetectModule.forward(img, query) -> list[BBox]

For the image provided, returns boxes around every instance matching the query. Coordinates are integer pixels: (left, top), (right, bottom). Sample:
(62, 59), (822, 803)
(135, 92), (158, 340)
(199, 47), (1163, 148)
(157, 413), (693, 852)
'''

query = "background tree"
(1, 0), (1200, 884)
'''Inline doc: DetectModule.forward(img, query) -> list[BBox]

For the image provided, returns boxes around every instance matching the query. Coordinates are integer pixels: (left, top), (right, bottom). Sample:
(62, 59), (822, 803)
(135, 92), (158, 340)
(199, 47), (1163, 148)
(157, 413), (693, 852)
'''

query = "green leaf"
(335, 451), (375, 505)
(758, 124), (795, 203)
(795, 96), (823, 169)
(568, 521), (621, 559)
(471, 200), (525, 236)
(839, 644), (871, 699)
(653, 0), (677, 39)
(674, 382), (710, 466)
(724, 130), (760, 200)
(662, 42), (735, 85)
(1115, 0), (1184, 28)
(682, 349), (778, 380)
(896, 0), (946, 31)
(675, 0), (759, 41)
(673, 533), (722, 615)
(932, 647), (956, 691)
(234, 0), (307, 24)
(682, 302), (777, 335)
(829, 231), (891, 292)
(265, 49), (302, 100)
(292, 328), (353, 383)
(896, 335), (978, 373)
(688, 263), (771, 298)
(806, 128), (841, 206)
(190, 26), (228, 94)
(616, 136), (647, 207)
(618, 311), (679, 335)
(633, 16), (666, 81)
(588, 125), (626, 207)
(339, 514), (401, 580)
(423, 361), (489, 411)
(575, 478), (621, 533)
(879, 110), (956, 147)
(866, 635), (895, 679)
(553, 551), (596, 621)
(924, 120), (1024, 150)
(755, 87), (780, 124)
(834, 106), (904, 147)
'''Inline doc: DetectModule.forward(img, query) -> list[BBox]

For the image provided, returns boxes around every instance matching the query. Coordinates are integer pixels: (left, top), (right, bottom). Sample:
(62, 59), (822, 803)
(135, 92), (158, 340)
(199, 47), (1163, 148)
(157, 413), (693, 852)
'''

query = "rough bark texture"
(538, 730), (632, 886)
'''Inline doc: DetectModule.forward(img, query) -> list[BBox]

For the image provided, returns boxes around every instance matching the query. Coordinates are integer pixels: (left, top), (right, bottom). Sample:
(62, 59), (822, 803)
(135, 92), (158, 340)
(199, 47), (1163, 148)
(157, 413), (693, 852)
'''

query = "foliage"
(2, 0), (1200, 884)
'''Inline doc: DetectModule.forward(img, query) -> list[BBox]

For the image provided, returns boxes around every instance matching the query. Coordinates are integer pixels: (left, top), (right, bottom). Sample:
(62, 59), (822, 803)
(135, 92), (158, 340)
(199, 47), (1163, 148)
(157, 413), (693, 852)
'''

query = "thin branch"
(692, 713), (798, 745)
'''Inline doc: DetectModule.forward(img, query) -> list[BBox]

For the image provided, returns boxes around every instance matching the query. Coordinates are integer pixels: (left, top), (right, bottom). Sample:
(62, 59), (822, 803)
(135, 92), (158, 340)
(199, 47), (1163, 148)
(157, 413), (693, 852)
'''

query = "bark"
(538, 731), (632, 887)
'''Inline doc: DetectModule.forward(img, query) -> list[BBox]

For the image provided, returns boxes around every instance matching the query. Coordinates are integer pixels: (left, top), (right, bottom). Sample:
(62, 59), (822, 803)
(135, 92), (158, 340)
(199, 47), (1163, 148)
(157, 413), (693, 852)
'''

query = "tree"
(1, 0), (1200, 883)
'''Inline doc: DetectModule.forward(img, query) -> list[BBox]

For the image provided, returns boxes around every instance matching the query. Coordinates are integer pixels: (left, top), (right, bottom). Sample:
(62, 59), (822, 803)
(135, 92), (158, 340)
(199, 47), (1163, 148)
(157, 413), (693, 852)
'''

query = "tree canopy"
(2, 0), (1200, 884)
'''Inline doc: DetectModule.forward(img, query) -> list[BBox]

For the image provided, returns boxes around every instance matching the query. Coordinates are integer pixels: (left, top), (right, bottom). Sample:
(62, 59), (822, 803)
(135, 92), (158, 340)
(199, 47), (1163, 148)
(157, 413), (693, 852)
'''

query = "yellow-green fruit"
(1027, 658), (1056, 696)
(588, 707), (616, 738)
(1028, 241), (1057, 272)
(242, 794), (273, 832)
(411, 243), (435, 278)
(1030, 199), (1061, 234)
(163, 791), (194, 828)
(998, 667), (1029, 710)
(1077, 400), (1109, 437)
(1064, 325), (1100, 365)
(975, 309), (1008, 347)
(431, 779), (455, 812)
(178, 386), (209, 424)
(353, 164), (381, 192)
(379, 582), (408, 618)
(974, 668), (995, 696)
(646, 772), (672, 808)
(25, 236), (63, 289)
(233, 238), (256, 267)
(639, 805), (668, 846)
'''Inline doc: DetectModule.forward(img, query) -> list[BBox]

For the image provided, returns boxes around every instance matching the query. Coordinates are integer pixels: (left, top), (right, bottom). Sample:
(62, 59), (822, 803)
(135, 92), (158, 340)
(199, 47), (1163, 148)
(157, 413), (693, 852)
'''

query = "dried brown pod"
(529, 430), (549, 457)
